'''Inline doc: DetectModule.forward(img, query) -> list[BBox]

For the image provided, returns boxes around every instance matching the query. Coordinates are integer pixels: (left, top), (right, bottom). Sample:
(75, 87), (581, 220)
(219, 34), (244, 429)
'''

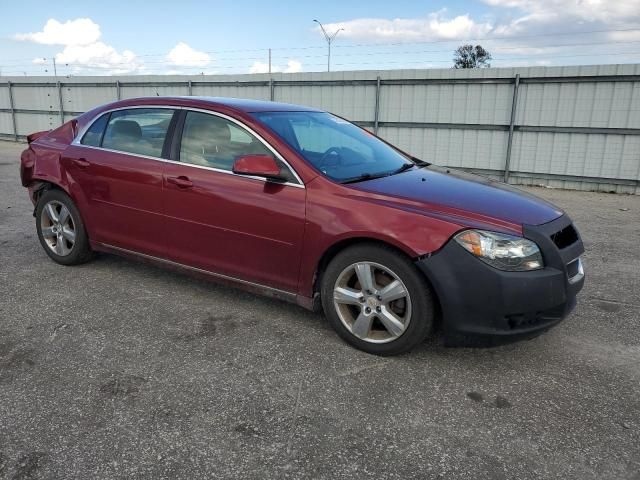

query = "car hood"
(349, 165), (564, 228)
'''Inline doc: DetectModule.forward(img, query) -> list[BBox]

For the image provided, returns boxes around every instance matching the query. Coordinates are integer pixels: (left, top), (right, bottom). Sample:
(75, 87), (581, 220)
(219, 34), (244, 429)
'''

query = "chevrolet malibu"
(19, 97), (585, 355)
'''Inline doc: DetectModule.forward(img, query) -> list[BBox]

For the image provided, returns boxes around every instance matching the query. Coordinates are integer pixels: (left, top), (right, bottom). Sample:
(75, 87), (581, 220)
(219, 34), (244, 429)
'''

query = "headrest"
(111, 120), (142, 139)
(185, 117), (231, 143)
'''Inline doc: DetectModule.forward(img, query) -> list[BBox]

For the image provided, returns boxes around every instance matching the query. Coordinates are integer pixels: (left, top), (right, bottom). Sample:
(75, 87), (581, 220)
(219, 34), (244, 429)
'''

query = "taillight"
(20, 149), (35, 187)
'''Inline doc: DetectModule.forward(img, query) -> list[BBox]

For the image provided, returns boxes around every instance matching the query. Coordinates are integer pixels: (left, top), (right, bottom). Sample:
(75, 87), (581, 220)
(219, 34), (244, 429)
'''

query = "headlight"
(454, 229), (543, 271)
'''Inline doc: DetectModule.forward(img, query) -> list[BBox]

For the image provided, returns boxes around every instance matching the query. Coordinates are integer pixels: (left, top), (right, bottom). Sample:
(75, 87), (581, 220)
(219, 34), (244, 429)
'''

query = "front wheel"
(35, 189), (93, 266)
(321, 244), (435, 355)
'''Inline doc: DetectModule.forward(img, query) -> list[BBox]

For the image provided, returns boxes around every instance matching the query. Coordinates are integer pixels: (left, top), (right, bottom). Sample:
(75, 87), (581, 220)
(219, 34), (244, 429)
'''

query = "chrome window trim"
(71, 104), (305, 188)
(74, 144), (304, 188)
(73, 105), (176, 147)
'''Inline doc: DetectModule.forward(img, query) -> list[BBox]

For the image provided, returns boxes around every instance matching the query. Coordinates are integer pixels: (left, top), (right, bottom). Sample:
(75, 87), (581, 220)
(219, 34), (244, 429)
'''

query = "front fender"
(297, 181), (464, 297)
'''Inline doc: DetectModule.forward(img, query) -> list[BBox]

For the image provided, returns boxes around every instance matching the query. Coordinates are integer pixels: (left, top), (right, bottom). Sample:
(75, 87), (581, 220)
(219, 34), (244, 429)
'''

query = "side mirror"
(232, 154), (285, 181)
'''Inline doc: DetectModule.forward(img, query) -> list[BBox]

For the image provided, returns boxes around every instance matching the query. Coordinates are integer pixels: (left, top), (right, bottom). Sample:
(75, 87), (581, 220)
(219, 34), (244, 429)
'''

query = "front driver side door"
(162, 110), (306, 293)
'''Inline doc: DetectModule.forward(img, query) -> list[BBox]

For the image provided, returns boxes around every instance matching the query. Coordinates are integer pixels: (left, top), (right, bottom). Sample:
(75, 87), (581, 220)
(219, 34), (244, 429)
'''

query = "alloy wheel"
(40, 200), (76, 256)
(333, 261), (412, 344)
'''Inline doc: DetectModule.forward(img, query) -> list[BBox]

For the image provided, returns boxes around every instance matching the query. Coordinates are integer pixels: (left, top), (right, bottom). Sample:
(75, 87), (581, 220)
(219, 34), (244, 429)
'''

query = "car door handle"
(73, 158), (90, 168)
(166, 175), (194, 188)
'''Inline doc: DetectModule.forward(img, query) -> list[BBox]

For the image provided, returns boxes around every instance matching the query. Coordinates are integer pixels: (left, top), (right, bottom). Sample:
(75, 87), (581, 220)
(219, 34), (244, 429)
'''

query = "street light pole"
(313, 20), (343, 72)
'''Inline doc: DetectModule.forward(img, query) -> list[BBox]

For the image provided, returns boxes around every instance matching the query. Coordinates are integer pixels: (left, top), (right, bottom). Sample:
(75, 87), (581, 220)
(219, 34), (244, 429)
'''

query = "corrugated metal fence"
(2, 64), (639, 193)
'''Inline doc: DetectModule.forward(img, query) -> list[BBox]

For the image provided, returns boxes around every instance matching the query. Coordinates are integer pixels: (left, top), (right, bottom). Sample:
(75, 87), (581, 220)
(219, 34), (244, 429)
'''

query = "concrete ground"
(0, 139), (639, 479)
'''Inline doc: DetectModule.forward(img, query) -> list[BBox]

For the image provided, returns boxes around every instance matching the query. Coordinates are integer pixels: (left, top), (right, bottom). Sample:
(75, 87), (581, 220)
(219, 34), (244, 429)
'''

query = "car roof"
(108, 96), (322, 113)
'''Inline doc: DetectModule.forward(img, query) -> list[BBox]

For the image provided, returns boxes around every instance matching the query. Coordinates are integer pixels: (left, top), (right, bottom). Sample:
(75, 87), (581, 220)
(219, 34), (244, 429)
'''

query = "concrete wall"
(2, 64), (639, 193)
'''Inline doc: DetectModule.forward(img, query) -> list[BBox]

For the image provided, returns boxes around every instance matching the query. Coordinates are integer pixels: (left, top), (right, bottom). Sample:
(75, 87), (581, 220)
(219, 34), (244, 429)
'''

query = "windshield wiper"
(392, 163), (415, 174)
(411, 157), (431, 166)
(340, 172), (381, 184)
(340, 162), (418, 184)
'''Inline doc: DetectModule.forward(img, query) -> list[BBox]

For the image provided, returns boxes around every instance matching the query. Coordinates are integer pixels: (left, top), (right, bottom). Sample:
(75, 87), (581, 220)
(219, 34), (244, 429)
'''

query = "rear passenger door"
(65, 107), (176, 257)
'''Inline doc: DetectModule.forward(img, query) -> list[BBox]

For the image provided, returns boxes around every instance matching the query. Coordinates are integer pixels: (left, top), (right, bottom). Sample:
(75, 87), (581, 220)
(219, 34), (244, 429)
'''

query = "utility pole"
(42, 57), (58, 77)
(313, 19), (343, 72)
(268, 48), (272, 74)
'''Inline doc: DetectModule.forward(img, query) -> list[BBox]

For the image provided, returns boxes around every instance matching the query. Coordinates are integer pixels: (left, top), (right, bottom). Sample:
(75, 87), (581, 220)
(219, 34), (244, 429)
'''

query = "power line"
(327, 26), (640, 50)
(2, 50), (638, 76)
(1, 27), (639, 76)
(331, 51), (640, 67)
(274, 39), (640, 60)
(2, 25), (640, 64)
(3, 38), (640, 71)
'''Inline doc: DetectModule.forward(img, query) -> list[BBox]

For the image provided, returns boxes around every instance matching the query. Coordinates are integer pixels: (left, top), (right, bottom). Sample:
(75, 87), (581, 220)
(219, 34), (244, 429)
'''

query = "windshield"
(252, 111), (415, 183)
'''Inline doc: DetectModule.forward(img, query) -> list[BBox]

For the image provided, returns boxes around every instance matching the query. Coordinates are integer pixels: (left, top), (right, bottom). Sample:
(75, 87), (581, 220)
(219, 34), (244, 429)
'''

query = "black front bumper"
(416, 214), (584, 346)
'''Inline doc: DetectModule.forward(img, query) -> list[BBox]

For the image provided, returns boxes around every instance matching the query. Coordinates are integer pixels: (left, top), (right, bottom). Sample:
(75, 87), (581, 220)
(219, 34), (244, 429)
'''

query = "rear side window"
(102, 108), (175, 158)
(81, 113), (109, 147)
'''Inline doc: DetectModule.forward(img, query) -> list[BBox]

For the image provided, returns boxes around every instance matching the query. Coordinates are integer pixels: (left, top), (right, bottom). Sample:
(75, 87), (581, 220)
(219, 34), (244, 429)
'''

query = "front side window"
(253, 111), (414, 183)
(101, 108), (174, 158)
(179, 111), (295, 182)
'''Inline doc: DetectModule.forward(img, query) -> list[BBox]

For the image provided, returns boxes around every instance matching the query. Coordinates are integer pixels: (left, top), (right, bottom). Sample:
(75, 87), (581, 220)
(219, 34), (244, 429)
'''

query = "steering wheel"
(318, 147), (343, 169)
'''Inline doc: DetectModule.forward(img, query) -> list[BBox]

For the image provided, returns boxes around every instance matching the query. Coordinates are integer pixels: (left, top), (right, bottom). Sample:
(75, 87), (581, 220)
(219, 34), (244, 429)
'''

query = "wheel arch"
(311, 236), (443, 330)
(34, 184), (95, 265)
(313, 237), (438, 310)
(31, 179), (66, 203)
(32, 179), (94, 243)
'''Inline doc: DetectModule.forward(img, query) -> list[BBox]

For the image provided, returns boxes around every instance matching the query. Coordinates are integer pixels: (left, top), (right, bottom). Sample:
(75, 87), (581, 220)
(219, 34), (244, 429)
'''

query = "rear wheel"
(321, 244), (435, 355)
(35, 189), (93, 266)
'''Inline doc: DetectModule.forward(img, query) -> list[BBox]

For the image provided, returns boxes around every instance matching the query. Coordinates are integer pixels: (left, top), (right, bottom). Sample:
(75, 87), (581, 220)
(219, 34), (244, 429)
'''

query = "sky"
(0, 0), (639, 76)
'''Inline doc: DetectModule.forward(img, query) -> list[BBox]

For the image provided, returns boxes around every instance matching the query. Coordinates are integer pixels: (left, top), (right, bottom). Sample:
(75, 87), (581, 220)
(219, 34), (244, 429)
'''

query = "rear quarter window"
(80, 113), (109, 147)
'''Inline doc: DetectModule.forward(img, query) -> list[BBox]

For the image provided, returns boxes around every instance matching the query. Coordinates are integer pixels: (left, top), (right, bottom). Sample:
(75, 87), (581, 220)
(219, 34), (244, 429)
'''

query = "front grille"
(550, 224), (579, 249)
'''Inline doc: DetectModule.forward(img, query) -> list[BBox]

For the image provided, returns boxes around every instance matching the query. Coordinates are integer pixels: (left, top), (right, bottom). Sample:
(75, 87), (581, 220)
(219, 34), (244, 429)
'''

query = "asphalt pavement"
(1, 140), (639, 479)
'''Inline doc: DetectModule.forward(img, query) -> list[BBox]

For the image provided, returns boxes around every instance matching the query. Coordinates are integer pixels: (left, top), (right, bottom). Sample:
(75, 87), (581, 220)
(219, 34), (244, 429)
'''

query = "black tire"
(35, 189), (93, 266)
(321, 243), (435, 355)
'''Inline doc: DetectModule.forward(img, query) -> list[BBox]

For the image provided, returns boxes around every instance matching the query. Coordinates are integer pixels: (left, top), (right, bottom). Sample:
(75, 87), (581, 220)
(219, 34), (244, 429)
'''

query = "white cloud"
(482, 0), (640, 24)
(15, 18), (101, 46)
(54, 42), (139, 73)
(18, 18), (141, 74)
(316, 11), (493, 42)
(249, 59), (303, 74)
(249, 61), (270, 74)
(482, 0), (640, 48)
(316, 1), (640, 68)
(481, 0), (640, 65)
(284, 59), (302, 73)
(166, 42), (211, 67)
(323, 2), (640, 45)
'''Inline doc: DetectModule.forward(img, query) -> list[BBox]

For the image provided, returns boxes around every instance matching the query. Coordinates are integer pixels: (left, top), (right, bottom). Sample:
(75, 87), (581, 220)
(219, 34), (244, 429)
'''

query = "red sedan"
(20, 97), (584, 355)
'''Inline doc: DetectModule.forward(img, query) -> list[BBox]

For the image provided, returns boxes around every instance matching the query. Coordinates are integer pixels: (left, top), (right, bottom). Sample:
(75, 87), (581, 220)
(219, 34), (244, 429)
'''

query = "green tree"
(453, 44), (492, 69)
